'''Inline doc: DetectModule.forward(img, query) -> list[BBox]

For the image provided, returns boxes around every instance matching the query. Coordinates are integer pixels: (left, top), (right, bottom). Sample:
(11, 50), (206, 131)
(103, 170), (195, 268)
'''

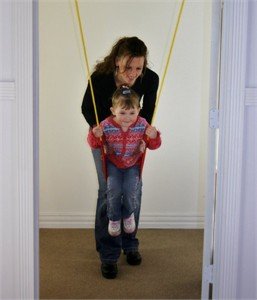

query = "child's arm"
(144, 125), (161, 150)
(87, 125), (103, 149)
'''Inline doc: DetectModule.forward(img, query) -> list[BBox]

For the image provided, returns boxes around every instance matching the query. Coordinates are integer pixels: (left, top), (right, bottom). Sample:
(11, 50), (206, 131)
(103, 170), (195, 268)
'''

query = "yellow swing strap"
(74, 0), (99, 126)
(140, 0), (185, 177)
(74, 0), (107, 179)
(151, 0), (186, 125)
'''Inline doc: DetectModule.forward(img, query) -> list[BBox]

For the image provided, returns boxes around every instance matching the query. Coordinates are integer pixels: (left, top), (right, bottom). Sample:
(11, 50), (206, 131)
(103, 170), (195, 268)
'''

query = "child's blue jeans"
(106, 161), (140, 221)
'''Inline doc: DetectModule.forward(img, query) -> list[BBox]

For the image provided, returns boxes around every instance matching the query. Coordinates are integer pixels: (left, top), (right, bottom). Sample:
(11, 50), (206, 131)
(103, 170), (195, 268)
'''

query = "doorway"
(39, 0), (212, 298)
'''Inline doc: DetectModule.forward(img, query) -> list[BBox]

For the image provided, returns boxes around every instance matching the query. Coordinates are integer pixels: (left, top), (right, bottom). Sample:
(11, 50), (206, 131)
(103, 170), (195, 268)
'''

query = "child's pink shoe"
(123, 213), (136, 234)
(108, 220), (121, 237)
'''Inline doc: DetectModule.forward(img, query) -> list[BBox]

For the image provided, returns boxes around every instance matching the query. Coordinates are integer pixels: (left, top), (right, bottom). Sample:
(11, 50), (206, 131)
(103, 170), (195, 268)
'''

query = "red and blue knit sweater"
(87, 116), (161, 169)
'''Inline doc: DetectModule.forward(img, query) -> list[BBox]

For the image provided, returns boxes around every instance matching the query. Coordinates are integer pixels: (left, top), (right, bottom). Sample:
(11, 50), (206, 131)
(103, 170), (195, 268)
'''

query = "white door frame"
(213, 1), (248, 298)
(0, 0), (39, 299)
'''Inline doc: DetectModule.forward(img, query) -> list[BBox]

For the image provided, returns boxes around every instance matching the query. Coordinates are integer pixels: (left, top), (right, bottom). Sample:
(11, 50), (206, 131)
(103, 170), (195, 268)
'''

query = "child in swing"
(87, 86), (161, 237)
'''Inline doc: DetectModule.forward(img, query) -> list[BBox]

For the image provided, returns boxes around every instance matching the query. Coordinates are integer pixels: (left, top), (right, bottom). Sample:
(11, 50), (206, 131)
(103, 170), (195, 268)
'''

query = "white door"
(201, 0), (222, 298)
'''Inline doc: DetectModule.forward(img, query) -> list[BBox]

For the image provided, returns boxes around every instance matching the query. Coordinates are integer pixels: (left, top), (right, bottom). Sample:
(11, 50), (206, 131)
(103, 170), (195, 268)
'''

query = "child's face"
(111, 105), (140, 128)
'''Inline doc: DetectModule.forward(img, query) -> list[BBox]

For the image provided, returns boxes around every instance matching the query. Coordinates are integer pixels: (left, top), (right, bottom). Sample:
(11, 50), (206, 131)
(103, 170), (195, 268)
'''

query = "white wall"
(39, 0), (212, 228)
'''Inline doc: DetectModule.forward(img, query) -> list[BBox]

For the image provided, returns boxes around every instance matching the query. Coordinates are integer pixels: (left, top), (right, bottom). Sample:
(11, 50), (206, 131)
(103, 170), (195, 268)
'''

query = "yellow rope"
(151, 0), (186, 125)
(74, 0), (99, 126)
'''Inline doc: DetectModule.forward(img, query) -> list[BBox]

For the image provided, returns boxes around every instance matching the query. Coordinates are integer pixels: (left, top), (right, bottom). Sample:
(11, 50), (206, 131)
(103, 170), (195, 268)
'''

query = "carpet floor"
(40, 229), (203, 299)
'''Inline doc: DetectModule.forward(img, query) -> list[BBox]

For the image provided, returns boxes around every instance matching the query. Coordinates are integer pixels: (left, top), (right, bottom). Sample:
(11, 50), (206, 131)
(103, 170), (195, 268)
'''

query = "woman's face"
(115, 55), (145, 87)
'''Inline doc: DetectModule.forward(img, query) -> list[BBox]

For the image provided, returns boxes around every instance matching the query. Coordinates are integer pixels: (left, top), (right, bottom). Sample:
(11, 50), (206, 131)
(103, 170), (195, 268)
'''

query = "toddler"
(87, 86), (161, 236)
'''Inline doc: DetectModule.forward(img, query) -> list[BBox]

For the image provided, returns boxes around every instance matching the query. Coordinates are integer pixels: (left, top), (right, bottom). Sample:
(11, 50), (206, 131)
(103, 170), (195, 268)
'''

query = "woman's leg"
(92, 149), (122, 264)
(121, 170), (142, 254)
(122, 178), (143, 265)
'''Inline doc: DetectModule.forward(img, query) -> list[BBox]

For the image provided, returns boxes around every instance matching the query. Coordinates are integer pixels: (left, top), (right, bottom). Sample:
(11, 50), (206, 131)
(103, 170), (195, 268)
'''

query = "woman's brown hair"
(94, 36), (148, 74)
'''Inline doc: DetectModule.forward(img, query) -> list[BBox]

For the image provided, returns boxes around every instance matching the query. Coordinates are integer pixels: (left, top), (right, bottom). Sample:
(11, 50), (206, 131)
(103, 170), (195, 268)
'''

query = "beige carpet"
(40, 229), (203, 299)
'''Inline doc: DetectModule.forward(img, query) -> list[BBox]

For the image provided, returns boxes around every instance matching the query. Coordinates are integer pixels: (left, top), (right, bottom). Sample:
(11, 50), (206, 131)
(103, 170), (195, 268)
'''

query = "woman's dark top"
(81, 68), (159, 127)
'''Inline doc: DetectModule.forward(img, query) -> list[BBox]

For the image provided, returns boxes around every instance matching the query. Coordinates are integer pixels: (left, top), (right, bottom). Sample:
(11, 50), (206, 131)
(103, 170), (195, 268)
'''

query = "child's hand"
(146, 126), (158, 139)
(139, 140), (146, 153)
(92, 126), (103, 138)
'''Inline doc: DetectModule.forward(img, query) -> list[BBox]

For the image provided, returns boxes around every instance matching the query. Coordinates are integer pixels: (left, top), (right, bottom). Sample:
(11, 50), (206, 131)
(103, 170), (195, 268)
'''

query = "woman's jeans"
(92, 148), (142, 264)
(106, 161), (140, 221)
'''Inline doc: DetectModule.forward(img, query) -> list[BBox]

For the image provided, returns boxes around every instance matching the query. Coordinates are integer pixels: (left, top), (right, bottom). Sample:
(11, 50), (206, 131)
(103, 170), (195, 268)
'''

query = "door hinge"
(203, 264), (213, 284)
(209, 108), (219, 129)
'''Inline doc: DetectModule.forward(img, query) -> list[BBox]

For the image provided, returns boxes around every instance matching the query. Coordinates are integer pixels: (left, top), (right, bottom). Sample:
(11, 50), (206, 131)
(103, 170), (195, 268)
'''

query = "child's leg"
(122, 165), (140, 217)
(122, 165), (140, 234)
(106, 162), (123, 236)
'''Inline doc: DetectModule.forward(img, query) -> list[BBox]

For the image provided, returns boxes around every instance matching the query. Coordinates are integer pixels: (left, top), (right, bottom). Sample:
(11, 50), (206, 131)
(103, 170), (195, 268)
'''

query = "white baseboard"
(39, 212), (94, 228)
(140, 213), (204, 229)
(39, 212), (204, 229)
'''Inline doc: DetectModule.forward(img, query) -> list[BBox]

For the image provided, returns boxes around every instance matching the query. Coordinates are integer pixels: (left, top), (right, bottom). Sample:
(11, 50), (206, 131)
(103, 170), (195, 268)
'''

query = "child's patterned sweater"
(87, 116), (161, 169)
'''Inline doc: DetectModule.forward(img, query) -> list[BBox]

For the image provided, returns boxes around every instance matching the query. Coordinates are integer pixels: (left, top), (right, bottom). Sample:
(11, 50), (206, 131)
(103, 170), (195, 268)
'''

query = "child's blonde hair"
(112, 86), (140, 110)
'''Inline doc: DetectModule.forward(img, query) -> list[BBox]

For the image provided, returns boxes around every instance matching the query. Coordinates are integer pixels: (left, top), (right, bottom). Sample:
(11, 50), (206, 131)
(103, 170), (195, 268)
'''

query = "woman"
(82, 36), (159, 279)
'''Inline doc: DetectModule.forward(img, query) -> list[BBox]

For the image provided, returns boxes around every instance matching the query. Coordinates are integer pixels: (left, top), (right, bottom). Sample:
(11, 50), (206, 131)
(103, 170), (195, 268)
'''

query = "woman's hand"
(92, 125), (103, 138)
(146, 126), (157, 139)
